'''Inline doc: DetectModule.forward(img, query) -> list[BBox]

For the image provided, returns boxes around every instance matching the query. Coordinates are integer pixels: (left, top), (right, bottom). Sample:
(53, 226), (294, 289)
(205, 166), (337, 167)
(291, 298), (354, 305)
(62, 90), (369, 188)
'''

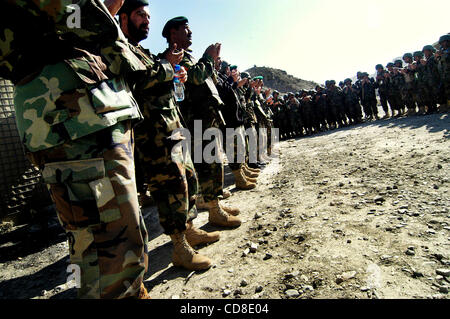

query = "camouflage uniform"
(360, 75), (378, 120)
(402, 54), (418, 114)
(179, 52), (225, 203)
(1, 0), (148, 298)
(343, 80), (362, 124)
(129, 44), (199, 235)
(422, 48), (440, 113)
(374, 66), (392, 117)
(436, 35), (450, 108)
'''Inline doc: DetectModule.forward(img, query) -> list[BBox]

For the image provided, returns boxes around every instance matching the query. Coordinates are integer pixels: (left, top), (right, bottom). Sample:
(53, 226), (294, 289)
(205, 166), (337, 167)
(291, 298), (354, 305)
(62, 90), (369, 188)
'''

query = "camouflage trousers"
(135, 107), (198, 235)
(29, 121), (148, 299)
(187, 121), (224, 203)
(222, 125), (246, 171)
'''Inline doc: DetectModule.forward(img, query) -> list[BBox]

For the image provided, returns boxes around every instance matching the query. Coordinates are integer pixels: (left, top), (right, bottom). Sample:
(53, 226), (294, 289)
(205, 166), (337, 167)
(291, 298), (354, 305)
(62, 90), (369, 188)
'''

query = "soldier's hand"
(205, 44), (219, 60)
(237, 78), (247, 88)
(177, 66), (188, 83)
(420, 59), (427, 66)
(166, 43), (184, 67)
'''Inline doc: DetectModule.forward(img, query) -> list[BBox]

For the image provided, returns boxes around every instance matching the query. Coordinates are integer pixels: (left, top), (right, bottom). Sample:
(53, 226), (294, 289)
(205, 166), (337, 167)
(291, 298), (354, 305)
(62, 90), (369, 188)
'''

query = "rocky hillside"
(245, 66), (318, 93)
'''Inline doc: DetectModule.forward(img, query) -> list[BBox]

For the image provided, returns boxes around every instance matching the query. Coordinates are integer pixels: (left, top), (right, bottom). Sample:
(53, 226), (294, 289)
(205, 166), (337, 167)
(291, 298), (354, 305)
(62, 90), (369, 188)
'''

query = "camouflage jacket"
(179, 51), (224, 127)
(128, 45), (176, 112)
(436, 48), (449, 83)
(360, 80), (377, 102)
(343, 86), (360, 106)
(2, 0), (146, 153)
(423, 56), (441, 87)
(374, 70), (388, 94)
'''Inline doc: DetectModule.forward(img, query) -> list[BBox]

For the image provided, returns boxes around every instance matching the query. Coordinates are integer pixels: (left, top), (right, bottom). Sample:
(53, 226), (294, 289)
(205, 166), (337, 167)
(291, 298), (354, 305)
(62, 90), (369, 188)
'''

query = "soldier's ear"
(119, 13), (128, 26)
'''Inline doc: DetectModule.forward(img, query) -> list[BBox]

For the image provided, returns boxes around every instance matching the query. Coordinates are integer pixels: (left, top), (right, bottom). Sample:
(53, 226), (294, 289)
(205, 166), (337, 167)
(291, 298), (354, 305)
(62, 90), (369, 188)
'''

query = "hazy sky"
(141, 0), (449, 85)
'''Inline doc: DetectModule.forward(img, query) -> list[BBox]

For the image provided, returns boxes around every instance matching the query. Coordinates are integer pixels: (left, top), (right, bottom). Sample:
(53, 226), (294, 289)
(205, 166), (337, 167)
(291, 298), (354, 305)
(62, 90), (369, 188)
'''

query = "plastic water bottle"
(173, 64), (185, 102)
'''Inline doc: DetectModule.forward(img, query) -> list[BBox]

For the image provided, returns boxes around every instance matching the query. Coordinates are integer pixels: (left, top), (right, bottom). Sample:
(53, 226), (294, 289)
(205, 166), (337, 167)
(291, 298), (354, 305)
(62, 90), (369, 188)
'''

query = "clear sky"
(141, 0), (449, 85)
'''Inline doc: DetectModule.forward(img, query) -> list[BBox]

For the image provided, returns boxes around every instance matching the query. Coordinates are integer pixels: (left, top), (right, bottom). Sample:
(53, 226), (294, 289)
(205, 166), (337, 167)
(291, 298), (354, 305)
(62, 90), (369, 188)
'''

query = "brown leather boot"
(185, 221), (220, 247)
(138, 283), (151, 299)
(170, 232), (212, 270)
(207, 199), (241, 227)
(220, 203), (240, 216)
(232, 169), (256, 190)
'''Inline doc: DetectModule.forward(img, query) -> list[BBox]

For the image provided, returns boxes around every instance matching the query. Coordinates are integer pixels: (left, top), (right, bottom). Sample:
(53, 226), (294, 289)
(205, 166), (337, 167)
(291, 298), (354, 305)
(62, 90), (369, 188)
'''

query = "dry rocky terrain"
(0, 112), (449, 300)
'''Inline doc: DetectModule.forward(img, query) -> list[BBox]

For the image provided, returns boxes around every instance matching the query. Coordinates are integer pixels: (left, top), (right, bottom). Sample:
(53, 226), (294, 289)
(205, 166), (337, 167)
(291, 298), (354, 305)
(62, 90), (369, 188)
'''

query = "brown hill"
(245, 66), (319, 94)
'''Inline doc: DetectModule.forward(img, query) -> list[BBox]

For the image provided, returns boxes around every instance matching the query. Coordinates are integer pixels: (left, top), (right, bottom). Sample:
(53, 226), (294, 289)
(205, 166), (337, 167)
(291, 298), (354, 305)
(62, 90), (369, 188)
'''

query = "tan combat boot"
(382, 112), (390, 119)
(242, 168), (258, 183)
(207, 199), (241, 228)
(170, 232), (212, 270)
(185, 221), (220, 247)
(244, 162), (260, 173)
(219, 202), (240, 216)
(242, 165), (259, 178)
(232, 169), (256, 190)
(220, 189), (231, 200)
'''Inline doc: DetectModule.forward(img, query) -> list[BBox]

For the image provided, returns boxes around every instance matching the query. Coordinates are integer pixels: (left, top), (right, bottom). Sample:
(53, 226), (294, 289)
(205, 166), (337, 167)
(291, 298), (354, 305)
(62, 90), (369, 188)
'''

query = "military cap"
(329, 80), (336, 84)
(394, 59), (403, 65)
(375, 64), (384, 70)
(241, 72), (250, 79)
(422, 45), (436, 53)
(402, 53), (413, 60)
(439, 34), (450, 43)
(288, 92), (294, 97)
(413, 51), (424, 58)
(221, 61), (230, 69)
(386, 62), (394, 68)
(344, 78), (352, 83)
(118, 0), (148, 15)
(230, 65), (238, 71)
(253, 76), (264, 81)
(338, 81), (344, 86)
(361, 72), (369, 77)
(325, 80), (330, 86)
(273, 90), (280, 95)
(162, 16), (189, 39)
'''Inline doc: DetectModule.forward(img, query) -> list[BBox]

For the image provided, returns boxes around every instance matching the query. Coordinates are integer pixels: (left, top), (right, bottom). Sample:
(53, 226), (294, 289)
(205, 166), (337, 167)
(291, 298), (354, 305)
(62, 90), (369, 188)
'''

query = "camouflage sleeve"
(13, 0), (75, 23)
(181, 53), (215, 86)
(132, 47), (174, 91)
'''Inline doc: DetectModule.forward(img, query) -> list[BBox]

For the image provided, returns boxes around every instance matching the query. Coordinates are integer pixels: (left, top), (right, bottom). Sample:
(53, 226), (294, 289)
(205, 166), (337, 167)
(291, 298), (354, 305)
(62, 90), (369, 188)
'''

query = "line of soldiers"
(270, 34), (450, 140)
(0, 0), (277, 299)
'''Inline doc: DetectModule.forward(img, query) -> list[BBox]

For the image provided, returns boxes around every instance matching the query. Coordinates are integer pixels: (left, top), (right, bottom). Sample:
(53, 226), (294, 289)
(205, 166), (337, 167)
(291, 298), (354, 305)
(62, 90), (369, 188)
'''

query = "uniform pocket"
(42, 158), (122, 227)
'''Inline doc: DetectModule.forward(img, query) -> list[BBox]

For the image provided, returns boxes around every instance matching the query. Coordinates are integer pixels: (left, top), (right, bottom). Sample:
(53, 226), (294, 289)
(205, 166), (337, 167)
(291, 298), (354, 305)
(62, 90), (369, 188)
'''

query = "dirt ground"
(0, 112), (449, 299)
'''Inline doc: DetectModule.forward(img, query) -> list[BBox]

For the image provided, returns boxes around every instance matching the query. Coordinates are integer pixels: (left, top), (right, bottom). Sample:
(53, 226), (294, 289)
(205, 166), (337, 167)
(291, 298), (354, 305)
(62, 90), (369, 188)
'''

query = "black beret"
(118, 0), (149, 15)
(162, 16), (189, 39)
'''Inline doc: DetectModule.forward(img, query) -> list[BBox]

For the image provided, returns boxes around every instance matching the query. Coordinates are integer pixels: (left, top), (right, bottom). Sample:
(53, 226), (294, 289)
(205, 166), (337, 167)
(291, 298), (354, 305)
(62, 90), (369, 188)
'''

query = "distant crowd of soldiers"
(256, 35), (450, 140)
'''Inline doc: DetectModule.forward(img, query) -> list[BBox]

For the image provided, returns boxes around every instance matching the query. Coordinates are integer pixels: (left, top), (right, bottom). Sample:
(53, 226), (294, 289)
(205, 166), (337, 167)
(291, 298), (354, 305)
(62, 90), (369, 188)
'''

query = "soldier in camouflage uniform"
(314, 85), (329, 131)
(412, 51), (428, 115)
(112, 1), (220, 271)
(286, 92), (303, 137)
(374, 64), (392, 118)
(436, 34), (450, 112)
(401, 53), (418, 116)
(360, 73), (379, 120)
(393, 60), (407, 116)
(343, 78), (363, 124)
(422, 45), (440, 114)
(216, 65), (256, 190)
(163, 17), (241, 229)
(384, 62), (401, 117)
(1, 0), (150, 298)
